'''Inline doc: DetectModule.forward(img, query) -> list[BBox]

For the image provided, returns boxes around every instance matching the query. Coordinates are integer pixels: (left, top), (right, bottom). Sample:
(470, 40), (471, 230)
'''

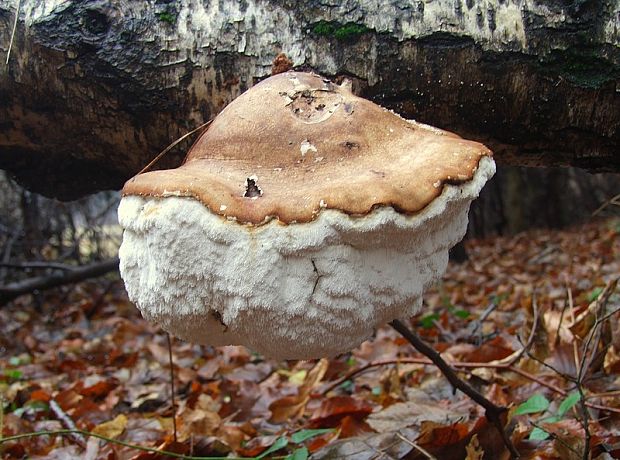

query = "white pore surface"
(118, 157), (495, 360)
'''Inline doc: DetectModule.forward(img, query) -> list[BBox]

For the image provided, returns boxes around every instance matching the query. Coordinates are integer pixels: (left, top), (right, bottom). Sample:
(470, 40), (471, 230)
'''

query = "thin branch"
(5, 0), (21, 65)
(166, 332), (178, 443)
(495, 294), (539, 367)
(555, 282), (571, 347)
(592, 193), (620, 217)
(0, 257), (119, 305)
(137, 120), (212, 175)
(578, 278), (618, 382)
(572, 280), (618, 460)
(597, 305), (620, 325)
(389, 319), (519, 459)
(396, 432), (437, 460)
(0, 261), (76, 271)
(530, 422), (582, 457)
(576, 385), (591, 460)
(49, 399), (86, 448)
(323, 358), (620, 414)
(524, 347), (574, 382)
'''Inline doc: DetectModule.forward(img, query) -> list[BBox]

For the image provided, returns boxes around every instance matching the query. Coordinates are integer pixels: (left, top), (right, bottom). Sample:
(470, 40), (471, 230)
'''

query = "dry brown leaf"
(604, 345), (620, 374)
(178, 394), (222, 441)
(309, 395), (374, 428)
(92, 414), (127, 439)
(417, 420), (470, 448)
(367, 400), (467, 433)
(311, 428), (419, 460)
(465, 433), (484, 460)
(269, 394), (309, 423)
(269, 358), (328, 422)
(464, 336), (515, 363)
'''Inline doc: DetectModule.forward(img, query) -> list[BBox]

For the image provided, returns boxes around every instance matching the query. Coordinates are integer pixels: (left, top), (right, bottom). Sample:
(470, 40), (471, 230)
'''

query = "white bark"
(1, 0), (619, 198)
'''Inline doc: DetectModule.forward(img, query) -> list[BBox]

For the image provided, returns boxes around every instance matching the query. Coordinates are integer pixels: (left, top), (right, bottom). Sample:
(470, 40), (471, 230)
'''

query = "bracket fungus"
(118, 72), (495, 360)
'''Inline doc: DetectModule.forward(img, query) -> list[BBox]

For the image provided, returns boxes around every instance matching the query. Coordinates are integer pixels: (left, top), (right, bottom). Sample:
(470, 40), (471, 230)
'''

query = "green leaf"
(514, 394), (550, 415)
(543, 415), (561, 424)
(256, 437), (288, 459)
(286, 447), (309, 460)
(291, 429), (335, 444)
(420, 313), (440, 329)
(3, 369), (22, 380)
(587, 287), (604, 302)
(453, 309), (470, 319)
(529, 427), (550, 440)
(558, 392), (580, 417)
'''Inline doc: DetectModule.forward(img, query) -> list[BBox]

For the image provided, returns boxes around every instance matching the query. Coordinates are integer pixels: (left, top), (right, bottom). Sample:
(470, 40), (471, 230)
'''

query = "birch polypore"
(118, 72), (495, 359)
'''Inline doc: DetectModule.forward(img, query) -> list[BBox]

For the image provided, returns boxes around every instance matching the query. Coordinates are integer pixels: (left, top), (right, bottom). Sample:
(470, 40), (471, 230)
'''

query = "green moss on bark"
(311, 21), (370, 40)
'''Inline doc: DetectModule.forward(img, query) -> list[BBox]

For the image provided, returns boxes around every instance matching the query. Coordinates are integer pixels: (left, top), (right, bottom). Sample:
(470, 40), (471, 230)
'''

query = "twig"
(0, 429), (247, 459)
(137, 121), (212, 175)
(524, 347), (574, 382)
(0, 257), (119, 305)
(396, 432), (437, 460)
(577, 278), (618, 382)
(573, 280), (618, 460)
(0, 394), (4, 441)
(49, 399), (86, 448)
(555, 282), (571, 347)
(468, 301), (499, 343)
(389, 319), (520, 459)
(166, 332), (178, 442)
(592, 193), (620, 217)
(530, 421), (582, 457)
(323, 358), (620, 413)
(597, 305), (620, 325)
(587, 389), (620, 398)
(0, 261), (76, 271)
(576, 385), (590, 460)
(0, 227), (21, 281)
(5, 0), (21, 65)
(496, 294), (539, 366)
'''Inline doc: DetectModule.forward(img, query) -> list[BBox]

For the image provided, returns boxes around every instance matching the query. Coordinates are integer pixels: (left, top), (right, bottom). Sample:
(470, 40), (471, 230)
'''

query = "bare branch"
(0, 257), (119, 305)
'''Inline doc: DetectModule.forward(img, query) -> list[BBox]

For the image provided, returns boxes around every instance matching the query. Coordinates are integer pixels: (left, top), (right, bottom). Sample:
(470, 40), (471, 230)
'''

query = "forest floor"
(1, 218), (619, 460)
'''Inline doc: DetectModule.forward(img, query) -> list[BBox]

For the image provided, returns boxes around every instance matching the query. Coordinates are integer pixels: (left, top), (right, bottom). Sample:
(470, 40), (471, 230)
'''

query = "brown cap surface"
(122, 72), (492, 225)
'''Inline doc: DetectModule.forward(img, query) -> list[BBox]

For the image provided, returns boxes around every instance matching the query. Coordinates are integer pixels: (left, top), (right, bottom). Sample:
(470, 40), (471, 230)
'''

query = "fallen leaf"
(309, 396), (374, 428)
(464, 336), (515, 363)
(367, 400), (467, 433)
(178, 394), (222, 441)
(465, 434), (484, 460)
(339, 415), (374, 438)
(417, 421), (471, 448)
(269, 359), (328, 423)
(312, 428), (418, 460)
(604, 345), (620, 374)
(92, 413), (127, 439)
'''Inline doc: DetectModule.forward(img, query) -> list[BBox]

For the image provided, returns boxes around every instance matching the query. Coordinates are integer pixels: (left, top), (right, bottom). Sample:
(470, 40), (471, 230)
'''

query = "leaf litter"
(0, 217), (619, 459)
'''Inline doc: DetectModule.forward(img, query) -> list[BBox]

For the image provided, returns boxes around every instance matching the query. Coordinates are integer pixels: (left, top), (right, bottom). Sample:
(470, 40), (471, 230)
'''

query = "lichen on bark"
(0, 0), (618, 198)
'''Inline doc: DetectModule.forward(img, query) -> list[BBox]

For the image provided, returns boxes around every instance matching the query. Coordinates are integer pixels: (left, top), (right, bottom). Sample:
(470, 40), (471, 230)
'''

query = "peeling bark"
(1, 0), (618, 199)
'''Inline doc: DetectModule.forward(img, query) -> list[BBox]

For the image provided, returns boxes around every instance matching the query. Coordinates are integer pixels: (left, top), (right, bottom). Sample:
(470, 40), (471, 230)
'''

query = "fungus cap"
(118, 71), (495, 360)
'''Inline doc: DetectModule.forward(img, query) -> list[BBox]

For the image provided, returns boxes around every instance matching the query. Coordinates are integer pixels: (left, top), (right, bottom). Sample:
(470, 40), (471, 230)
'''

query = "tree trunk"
(1, 0), (618, 200)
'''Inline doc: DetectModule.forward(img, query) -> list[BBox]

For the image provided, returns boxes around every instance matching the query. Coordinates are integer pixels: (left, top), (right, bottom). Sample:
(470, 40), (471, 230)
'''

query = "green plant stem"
(0, 429), (249, 460)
